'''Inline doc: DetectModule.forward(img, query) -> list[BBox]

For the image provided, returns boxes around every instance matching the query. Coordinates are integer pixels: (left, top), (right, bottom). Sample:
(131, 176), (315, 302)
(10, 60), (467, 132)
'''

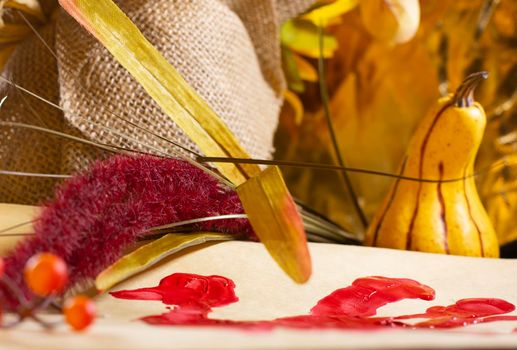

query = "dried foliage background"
(275, 0), (517, 243)
(0, 0), (515, 245)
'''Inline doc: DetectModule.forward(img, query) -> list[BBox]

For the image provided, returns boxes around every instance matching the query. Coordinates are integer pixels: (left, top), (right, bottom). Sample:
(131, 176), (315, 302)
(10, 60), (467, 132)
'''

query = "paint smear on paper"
(111, 273), (517, 331)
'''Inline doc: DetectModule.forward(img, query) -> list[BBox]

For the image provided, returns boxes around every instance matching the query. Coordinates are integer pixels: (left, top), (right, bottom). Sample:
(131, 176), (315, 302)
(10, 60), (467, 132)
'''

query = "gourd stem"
(453, 71), (488, 107)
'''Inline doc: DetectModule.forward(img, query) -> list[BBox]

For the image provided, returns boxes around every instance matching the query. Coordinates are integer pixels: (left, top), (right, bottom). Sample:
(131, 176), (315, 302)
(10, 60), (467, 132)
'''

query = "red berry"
(24, 253), (68, 296)
(63, 295), (96, 331)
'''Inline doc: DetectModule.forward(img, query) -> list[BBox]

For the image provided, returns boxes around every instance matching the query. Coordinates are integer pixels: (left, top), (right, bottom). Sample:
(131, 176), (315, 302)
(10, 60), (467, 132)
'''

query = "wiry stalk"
(0, 19), (360, 242)
(474, 0), (499, 42)
(0, 169), (71, 179)
(199, 156), (479, 184)
(317, 26), (367, 229)
(0, 76), (234, 188)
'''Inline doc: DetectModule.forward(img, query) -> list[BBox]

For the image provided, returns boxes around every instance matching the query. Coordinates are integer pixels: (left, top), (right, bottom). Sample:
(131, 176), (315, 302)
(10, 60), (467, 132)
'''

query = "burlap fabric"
(0, 0), (314, 204)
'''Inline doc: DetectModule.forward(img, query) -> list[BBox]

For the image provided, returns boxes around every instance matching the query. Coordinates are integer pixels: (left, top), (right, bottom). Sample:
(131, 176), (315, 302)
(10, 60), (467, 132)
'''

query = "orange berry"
(63, 295), (96, 331)
(24, 253), (68, 296)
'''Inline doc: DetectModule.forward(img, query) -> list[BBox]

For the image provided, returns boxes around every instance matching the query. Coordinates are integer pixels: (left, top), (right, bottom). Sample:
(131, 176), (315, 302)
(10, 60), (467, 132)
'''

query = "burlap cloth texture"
(0, 0), (314, 204)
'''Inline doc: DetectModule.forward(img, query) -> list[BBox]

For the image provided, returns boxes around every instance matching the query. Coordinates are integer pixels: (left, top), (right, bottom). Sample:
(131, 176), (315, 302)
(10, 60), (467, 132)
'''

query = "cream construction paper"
(1, 203), (517, 349)
(0, 203), (36, 255)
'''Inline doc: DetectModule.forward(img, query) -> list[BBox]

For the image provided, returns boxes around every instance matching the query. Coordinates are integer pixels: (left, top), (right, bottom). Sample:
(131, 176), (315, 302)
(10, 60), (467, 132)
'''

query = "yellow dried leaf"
(60, 0), (312, 284)
(276, 20), (440, 231)
(4, 0), (45, 21)
(59, 0), (260, 185)
(303, 0), (358, 27)
(96, 232), (234, 291)
(282, 47), (305, 93)
(0, 23), (31, 43)
(293, 52), (318, 82)
(482, 156), (517, 246)
(281, 19), (338, 58)
(283, 89), (304, 125)
(360, 0), (420, 44)
(236, 166), (312, 283)
(0, 0), (46, 68)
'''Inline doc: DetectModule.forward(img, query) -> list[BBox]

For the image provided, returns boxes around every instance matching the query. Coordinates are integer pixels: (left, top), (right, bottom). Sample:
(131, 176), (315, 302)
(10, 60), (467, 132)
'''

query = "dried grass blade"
(95, 232), (234, 291)
(236, 166), (311, 283)
(58, 0), (311, 283)
(58, 0), (260, 185)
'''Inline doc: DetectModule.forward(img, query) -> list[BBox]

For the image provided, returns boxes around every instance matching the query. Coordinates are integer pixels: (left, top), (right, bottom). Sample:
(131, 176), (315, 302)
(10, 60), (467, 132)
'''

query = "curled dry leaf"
(281, 19), (338, 59)
(302, 0), (359, 27)
(0, 0), (46, 69)
(360, 0), (420, 44)
(236, 166), (312, 284)
(482, 154), (517, 246)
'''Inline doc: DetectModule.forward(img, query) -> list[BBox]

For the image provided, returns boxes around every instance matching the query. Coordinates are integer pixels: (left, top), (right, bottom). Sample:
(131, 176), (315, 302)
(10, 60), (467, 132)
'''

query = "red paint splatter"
(111, 273), (238, 324)
(112, 273), (238, 309)
(310, 276), (435, 317)
(111, 273), (517, 332)
(396, 298), (517, 328)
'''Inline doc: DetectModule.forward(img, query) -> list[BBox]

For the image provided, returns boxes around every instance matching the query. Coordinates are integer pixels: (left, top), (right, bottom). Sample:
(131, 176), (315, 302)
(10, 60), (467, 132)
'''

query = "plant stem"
(1, 275), (30, 307)
(453, 71), (488, 108)
(317, 25), (368, 230)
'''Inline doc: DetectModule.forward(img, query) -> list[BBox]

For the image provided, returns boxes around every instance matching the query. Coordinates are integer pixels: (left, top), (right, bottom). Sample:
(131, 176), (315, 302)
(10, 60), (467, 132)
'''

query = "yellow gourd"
(365, 72), (499, 257)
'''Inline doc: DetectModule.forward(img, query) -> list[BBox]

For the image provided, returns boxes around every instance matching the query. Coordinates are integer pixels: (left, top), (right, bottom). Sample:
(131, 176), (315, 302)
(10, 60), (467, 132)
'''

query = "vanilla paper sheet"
(1, 203), (517, 349)
(0, 204), (36, 255)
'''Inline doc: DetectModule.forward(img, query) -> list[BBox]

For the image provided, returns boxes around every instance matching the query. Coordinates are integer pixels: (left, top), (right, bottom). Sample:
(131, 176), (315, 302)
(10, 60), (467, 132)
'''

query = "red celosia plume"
(1, 155), (253, 309)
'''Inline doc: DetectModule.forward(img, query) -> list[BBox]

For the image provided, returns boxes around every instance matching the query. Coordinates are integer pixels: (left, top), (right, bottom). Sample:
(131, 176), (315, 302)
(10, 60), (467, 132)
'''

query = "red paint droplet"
(111, 273), (517, 332)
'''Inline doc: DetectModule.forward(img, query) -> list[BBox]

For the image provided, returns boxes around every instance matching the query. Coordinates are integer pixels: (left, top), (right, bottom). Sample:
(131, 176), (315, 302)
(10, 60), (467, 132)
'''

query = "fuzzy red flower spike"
(0, 155), (253, 309)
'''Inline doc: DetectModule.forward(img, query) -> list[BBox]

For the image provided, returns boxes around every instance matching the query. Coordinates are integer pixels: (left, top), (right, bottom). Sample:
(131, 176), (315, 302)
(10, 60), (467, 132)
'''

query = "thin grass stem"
(317, 25), (367, 229)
